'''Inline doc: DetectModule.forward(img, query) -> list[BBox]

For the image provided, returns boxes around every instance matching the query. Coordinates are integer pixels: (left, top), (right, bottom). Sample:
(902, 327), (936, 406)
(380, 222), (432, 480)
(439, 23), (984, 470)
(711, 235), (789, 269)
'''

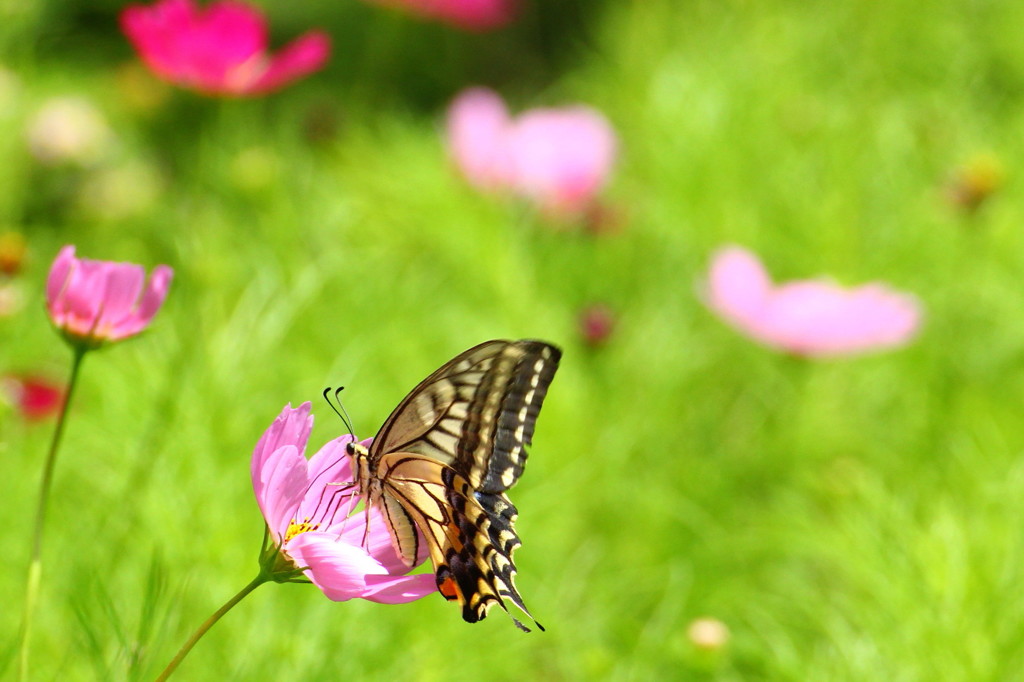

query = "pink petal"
(45, 245), (76, 318)
(447, 87), (514, 192)
(252, 444), (310, 538)
(95, 264), (145, 334)
(60, 259), (109, 335)
(509, 107), (617, 214)
(110, 264), (174, 338)
(329, 505), (429, 574)
(250, 401), (311, 528)
(305, 435), (355, 486)
(361, 572), (438, 604)
(286, 532), (435, 604)
(291, 436), (360, 529)
(705, 246), (922, 357)
(706, 246), (773, 326)
(247, 31), (331, 96)
(1, 375), (65, 421)
(251, 403), (313, 486)
(120, 0), (326, 97)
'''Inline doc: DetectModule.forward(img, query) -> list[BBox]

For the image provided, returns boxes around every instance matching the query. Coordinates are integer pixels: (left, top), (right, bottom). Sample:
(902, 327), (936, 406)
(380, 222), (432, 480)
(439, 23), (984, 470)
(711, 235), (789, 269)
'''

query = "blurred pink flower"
(120, 0), (330, 97)
(706, 246), (921, 357)
(252, 403), (436, 603)
(46, 245), (173, 349)
(1, 375), (64, 421)
(364, 0), (518, 31)
(447, 87), (618, 216)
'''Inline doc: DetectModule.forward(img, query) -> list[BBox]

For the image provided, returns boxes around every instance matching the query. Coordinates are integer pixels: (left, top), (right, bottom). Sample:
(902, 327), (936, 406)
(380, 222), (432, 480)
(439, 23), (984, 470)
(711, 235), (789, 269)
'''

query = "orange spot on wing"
(439, 576), (459, 601)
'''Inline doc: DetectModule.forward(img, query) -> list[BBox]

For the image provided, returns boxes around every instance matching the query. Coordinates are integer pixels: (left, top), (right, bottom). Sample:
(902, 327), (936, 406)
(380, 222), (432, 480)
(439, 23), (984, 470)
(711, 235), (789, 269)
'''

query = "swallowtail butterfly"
(345, 339), (560, 631)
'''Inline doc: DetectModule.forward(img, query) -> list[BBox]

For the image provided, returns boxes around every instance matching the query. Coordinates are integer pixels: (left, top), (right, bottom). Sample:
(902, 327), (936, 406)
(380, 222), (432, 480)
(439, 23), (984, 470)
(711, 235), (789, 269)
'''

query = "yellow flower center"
(284, 517), (319, 543)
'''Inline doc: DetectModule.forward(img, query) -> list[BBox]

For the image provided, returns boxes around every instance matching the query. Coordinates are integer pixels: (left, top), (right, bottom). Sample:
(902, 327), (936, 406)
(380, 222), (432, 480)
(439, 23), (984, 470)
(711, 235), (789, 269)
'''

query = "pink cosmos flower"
(252, 402), (436, 603)
(46, 245), (173, 349)
(446, 87), (618, 216)
(1, 375), (64, 420)
(120, 0), (330, 97)
(706, 246), (921, 357)
(363, 0), (518, 32)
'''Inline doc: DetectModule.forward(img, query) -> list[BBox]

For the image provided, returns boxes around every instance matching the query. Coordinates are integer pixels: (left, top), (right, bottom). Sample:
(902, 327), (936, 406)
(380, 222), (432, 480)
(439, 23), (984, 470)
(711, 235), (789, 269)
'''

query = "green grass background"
(4, 0), (1024, 679)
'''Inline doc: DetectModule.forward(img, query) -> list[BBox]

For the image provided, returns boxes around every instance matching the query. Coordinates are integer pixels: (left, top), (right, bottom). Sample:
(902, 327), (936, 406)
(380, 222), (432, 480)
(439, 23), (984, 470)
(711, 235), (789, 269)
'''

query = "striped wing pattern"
(366, 340), (560, 630)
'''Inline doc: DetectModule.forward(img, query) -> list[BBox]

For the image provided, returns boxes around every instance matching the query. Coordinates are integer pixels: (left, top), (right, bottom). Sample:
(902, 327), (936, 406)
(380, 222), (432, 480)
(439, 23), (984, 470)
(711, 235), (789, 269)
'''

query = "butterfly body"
(344, 339), (560, 631)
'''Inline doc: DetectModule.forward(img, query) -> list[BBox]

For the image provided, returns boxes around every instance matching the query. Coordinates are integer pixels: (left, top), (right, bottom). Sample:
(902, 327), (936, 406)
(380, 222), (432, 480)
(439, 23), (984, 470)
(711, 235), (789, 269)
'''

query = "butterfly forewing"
(362, 340), (560, 630)
(457, 342), (560, 493)
(368, 341), (501, 461)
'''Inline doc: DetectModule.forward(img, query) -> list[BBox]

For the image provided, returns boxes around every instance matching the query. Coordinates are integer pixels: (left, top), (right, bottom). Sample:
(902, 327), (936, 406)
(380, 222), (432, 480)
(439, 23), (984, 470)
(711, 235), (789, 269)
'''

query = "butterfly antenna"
(322, 386), (357, 441)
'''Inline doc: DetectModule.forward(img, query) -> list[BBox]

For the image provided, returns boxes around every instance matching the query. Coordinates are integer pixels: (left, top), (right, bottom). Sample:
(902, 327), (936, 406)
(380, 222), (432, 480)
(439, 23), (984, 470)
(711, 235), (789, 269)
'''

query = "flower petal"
(361, 572), (438, 604)
(95, 263), (145, 334)
(447, 87), (514, 192)
(251, 402), (313, 475)
(248, 31), (331, 95)
(293, 435), (360, 528)
(111, 264), (174, 338)
(45, 245), (75, 315)
(252, 444), (309, 538)
(509, 106), (617, 214)
(705, 246), (922, 357)
(286, 532), (435, 604)
(121, 0), (327, 96)
(251, 403), (315, 535)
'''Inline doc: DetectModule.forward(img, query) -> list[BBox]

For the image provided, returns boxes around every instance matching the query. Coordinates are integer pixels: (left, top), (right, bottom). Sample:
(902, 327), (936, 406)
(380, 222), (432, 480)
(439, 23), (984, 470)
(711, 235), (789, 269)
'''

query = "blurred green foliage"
(4, 0), (1024, 680)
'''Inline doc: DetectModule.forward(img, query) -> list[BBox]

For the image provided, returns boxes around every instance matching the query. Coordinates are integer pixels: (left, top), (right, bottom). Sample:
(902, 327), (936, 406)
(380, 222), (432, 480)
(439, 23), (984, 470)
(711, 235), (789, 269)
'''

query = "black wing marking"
(368, 340), (511, 466)
(378, 453), (541, 631)
(455, 341), (560, 492)
(368, 340), (561, 493)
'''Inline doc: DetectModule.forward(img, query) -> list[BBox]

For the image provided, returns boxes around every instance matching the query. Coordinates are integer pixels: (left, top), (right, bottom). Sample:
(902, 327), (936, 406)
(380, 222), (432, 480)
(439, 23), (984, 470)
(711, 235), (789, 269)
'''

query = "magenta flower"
(1, 375), (64, 421)
(706, 246), (921, 357)
(363, 0), (518, 31)
(252, 402), (436, 603)
(446, 87), (618, 217)
(46, 245), (173, 349)
(120, 0), (330, 97)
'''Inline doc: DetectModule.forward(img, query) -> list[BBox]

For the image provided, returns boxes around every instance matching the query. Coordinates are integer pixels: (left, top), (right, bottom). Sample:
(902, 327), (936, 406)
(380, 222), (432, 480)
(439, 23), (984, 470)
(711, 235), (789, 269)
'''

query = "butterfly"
(344, 339), (560, 631)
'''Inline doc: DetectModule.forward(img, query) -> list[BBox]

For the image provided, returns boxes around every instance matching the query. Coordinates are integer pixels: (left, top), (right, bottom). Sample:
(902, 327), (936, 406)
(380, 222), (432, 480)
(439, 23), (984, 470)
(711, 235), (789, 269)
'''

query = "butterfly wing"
(367, 340), (560, 629)
(368, 340), (560, 487)
(377, 452), (540, 631)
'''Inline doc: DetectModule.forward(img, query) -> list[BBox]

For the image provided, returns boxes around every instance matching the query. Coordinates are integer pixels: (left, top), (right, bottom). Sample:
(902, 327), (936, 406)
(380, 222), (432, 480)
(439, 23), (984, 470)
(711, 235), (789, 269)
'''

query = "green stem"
(155, 575), (268, 682)
(18, 346), (87, 681)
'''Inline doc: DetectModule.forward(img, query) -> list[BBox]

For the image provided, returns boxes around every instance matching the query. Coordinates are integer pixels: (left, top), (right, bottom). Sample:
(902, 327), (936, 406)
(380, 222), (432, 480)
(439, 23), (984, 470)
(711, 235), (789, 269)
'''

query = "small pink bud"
(578, 304), (616, 347)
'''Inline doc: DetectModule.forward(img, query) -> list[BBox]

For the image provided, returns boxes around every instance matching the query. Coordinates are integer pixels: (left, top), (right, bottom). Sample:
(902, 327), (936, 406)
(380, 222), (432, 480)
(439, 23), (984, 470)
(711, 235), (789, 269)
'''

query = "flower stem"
(18, 346), (86, 681)
(155, 574), (268, 682)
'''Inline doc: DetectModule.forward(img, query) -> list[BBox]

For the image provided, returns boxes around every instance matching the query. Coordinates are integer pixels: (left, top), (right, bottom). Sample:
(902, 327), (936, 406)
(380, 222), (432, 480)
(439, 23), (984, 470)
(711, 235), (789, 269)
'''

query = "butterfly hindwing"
(360, 340), (560, 630)
(377, 453), (538, 630)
